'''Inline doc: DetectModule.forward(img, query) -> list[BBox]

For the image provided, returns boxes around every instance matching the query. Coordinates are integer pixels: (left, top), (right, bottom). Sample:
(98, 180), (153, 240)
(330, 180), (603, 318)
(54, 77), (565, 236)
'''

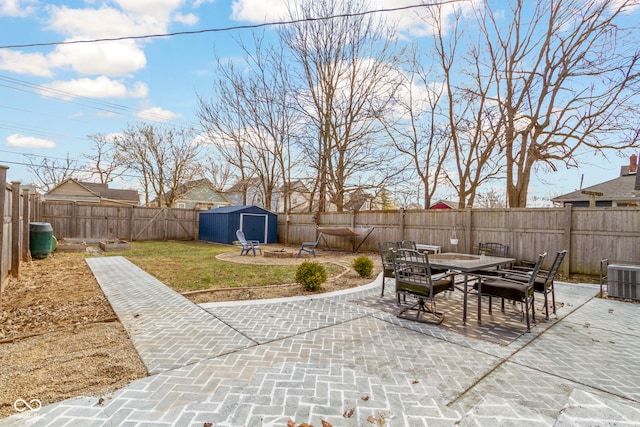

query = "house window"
(177, 202), (186, 209)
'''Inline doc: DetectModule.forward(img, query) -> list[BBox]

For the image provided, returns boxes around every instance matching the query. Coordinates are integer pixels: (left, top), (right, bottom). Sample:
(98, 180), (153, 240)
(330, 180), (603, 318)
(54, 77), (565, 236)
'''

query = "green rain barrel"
(29, 222), (54, 259)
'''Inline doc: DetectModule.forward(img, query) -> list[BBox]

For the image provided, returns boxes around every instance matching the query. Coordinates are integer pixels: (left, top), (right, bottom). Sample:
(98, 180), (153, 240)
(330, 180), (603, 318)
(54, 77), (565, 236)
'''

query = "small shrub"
(352, 256), (374, 277)
(295, 261), (327, 291)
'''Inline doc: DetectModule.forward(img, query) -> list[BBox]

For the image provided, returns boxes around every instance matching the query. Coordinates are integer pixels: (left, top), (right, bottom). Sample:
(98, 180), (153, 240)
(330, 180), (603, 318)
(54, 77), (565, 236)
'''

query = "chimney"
(631, 154), (638, 174)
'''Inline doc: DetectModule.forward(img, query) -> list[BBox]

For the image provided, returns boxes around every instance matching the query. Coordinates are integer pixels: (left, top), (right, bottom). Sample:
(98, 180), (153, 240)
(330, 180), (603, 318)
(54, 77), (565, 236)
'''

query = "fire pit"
(263, 249), (297, 258)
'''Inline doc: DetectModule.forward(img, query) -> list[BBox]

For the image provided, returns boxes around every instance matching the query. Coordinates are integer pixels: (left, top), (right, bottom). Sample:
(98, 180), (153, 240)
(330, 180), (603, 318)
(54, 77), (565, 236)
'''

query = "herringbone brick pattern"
(86, 256), (256, 374)
(2, 258), (638, 427)
(207, 297), (378, 343)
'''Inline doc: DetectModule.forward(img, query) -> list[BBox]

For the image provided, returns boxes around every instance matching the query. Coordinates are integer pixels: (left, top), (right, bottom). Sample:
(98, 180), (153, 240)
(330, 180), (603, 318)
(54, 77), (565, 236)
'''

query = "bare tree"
(112, 123), (202, 206)
(83, 133), (123, 184)
(193, 156), (234, 192)
(428, 4), (505, 208)
(25, 153), (82, 192)
(475, 188), (507, 208)
(476, 0), (640, 207)
(281, 0), (402, 212)
(381, 45), (451, 209)
(198, 34), (300, 211)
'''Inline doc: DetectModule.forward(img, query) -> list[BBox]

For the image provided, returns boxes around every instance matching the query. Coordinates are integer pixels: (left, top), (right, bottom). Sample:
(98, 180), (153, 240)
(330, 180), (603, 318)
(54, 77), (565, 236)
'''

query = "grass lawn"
(103, 240), (343, 292)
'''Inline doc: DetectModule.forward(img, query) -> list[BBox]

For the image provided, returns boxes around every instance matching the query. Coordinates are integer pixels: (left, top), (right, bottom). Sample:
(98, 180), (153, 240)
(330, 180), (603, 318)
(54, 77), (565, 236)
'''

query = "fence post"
(399, 208), (405, 241)
(0, 166), (7, 296)
(563, 204), (572, 277)
(465, 208), (473, 254)
(129, 205), (135, 241)
(163, 208), (168, 241)
(21, 188), (30, 261)
(73, 202), (79, 238)
(11, 181), (21, 278)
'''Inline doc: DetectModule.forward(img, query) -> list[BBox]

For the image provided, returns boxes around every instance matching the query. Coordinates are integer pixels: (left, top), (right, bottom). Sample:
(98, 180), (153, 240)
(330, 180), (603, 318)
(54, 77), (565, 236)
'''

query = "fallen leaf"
(343, 408), (355, 418)
(204, 423), (213, 427)
(412, 379), (419, 384)
(321, 421), (333, 427)
(287, 421), (296, 427)
(367, 415), (377, 423)
(361, 395), (370, 401)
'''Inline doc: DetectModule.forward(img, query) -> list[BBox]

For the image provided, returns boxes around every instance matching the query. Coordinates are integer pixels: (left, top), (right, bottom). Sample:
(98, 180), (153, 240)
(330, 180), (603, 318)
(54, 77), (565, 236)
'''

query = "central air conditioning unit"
(607, 264), (640, 300)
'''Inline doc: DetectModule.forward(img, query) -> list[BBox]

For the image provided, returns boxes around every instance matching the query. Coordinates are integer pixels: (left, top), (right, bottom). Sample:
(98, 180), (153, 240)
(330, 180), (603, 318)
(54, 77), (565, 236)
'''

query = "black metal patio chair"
(399, 240), (417, 250)
(392, 249), (455, 324)
(476, 252), (547, 332)
(377, 241), (399, 297)
(502, 250), (567, 320)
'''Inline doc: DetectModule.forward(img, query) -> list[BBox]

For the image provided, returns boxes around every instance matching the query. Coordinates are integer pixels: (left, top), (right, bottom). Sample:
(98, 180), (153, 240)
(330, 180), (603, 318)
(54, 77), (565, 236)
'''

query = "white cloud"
(38, 3), (192, 78)
(0, 0), (35, 17)
(7, 134), (56, 149)
(48, 41), (147, 77)
(230, 0), (480, 38)
(193, 0), (215, 7)
(114, 0), (184, 22)
(46, 5), (168, 39)
(231, 0), (288, 22)
(135, 106), (181, 122)
(174, 12), (198, 25)
(42, 76), (148, 99)
(0, 50), (53, 77)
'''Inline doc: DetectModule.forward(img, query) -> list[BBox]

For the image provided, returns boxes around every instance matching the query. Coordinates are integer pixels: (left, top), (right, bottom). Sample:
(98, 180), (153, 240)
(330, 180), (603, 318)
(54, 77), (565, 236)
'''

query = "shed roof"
(202, 205), (276, 215)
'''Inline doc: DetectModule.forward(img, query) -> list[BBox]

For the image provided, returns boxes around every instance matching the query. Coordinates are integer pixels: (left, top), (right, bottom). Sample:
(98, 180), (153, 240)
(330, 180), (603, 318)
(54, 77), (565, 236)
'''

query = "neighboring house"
(225, 178), (268, 208)
(156, 179), (232, 210)
(275, 180), (311, 213)
(225, 179), (381, 212)
(226, 178), (312, 212)
(44, 179), (139, 206)
(429, 200), (459, 210)
(344, 188), (376, 211)
(552, 154), (640, 207)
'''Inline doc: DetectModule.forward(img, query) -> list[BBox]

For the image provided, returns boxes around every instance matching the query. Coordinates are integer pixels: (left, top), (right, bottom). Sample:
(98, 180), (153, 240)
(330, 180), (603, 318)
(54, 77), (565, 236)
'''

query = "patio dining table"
(428, 253), (516, 324)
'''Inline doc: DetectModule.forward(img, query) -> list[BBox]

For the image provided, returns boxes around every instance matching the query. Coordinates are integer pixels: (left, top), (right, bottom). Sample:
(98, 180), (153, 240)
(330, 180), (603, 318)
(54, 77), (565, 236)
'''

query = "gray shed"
(198, 205), (278, 244)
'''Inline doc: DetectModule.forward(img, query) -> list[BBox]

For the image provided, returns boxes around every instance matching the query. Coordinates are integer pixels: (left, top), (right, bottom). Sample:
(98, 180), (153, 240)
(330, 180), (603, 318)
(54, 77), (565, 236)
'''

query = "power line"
(0, 157), (143, 180)
(0, 74), (201, 131)
(0, 1), (461, 49)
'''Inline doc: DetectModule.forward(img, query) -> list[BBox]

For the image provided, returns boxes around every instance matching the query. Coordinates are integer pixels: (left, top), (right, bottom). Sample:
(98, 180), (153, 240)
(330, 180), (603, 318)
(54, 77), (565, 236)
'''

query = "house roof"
(46, 179), (139, 204)
(225, 178), (261, 193)
(78, 181), (139, 203)
(160, 179), (229, 202)
(551, 174), (639, 204)
(344, 188), (373, 211)
(429, 200), (459, 209)
(225, 178), (310, 194)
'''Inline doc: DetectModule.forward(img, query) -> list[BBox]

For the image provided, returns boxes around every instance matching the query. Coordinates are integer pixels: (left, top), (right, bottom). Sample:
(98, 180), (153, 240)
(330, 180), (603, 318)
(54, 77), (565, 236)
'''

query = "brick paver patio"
(2, 256), (639, 426)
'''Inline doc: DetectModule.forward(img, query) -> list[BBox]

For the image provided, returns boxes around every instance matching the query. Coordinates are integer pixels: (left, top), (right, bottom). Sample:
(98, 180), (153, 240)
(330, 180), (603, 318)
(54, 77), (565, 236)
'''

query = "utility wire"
(0, 74), (199, 130)
(0, 1), (462, 49)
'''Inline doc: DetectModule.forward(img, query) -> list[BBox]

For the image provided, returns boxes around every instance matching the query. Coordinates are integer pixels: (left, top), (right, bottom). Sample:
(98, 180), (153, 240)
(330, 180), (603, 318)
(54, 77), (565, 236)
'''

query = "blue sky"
(0, 0), (638, 205)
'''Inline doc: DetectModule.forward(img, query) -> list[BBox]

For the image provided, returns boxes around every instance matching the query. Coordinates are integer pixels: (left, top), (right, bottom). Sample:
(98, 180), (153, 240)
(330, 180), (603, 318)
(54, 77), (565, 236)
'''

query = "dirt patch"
(0, 254), (148, 419)
(0, 250), (380, 420)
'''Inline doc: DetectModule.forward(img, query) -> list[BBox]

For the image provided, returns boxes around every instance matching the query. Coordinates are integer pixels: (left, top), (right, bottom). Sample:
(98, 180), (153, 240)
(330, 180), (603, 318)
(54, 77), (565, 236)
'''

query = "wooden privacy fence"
(280, 206), (640, 276)
(0, 166), (31, 297)
(3, 158), (637, 282)
(35, 201), (199, 242)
